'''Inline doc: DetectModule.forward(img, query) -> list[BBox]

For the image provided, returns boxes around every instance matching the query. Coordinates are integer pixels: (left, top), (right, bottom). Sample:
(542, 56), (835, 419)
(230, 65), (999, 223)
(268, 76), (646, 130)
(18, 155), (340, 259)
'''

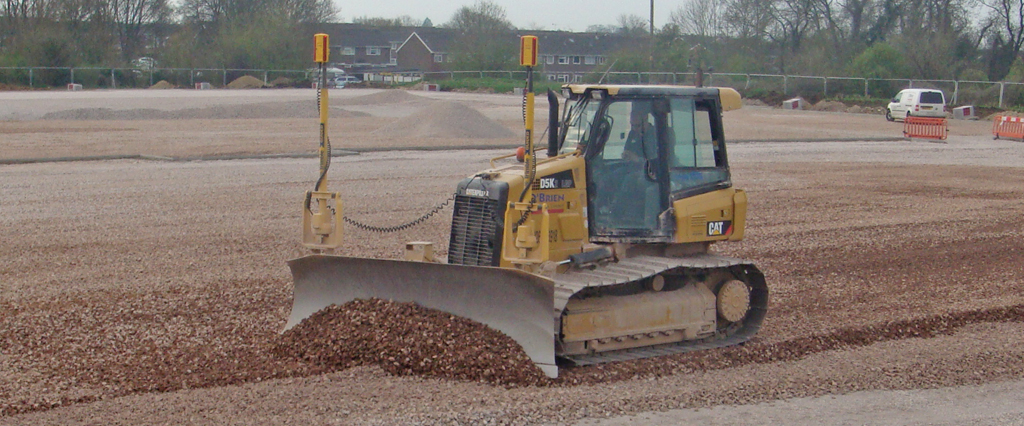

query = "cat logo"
(707, 221), (732, 236)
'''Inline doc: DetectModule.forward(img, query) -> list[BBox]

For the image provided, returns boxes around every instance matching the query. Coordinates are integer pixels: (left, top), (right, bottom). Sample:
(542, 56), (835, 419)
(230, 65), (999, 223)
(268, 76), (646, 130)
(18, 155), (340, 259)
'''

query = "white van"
(886, 89), (946, 121)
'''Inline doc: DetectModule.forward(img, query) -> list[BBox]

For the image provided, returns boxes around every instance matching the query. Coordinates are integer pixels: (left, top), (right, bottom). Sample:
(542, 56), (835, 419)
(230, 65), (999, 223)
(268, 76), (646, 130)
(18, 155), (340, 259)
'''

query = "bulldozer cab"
(561, 86), (732, 243)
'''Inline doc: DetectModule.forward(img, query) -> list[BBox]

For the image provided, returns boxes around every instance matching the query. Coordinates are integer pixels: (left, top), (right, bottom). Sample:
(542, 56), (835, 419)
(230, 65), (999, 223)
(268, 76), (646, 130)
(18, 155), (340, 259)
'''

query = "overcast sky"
(334, 0), (692, 32)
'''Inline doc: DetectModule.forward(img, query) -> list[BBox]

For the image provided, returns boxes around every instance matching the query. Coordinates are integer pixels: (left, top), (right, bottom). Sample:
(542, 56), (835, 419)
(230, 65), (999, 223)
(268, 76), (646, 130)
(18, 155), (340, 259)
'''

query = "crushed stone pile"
(373, 101), (516, 139)
(339, 89), (428, 105)
(276, 298), (550, 387)
(41, 102), (368, 120)
(149, 80), (174, 89)
(226, 75), (265, 89)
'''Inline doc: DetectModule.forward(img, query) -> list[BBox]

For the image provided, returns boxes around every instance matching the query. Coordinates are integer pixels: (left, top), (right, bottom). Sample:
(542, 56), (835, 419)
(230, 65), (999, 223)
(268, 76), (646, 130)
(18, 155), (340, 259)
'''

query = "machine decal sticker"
(707, 221), (733, 236)
(537, 193), (565, 203)
(538, 170), (575, 189)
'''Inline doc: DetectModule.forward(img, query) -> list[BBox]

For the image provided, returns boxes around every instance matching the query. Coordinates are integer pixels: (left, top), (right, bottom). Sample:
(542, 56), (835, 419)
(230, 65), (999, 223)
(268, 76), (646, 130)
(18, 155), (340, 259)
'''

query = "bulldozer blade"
(286, 254), (558, 378)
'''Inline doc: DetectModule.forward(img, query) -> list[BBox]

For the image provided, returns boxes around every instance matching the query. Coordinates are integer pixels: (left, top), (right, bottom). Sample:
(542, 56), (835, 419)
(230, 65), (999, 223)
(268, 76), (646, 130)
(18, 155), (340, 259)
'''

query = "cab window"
(667, 98), (728, 194)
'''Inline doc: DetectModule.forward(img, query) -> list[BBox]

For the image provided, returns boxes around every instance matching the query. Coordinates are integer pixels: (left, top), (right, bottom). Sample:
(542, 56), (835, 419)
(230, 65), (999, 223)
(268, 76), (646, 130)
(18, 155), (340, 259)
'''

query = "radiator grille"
(448, 195), (502, 266)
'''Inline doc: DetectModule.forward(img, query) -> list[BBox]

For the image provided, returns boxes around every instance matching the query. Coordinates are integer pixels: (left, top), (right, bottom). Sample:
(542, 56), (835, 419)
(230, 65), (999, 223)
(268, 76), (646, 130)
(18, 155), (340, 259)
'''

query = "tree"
(353, 15), (418, 27)
(107, 0), (172, 61)
(672, 0), (722, 38)
(171, 0), (336, 68)
(616, 13), (649, 36)
(422, 17), (432, 27)
(444, 1), (516, 70)
(982, 0), (1024, 81)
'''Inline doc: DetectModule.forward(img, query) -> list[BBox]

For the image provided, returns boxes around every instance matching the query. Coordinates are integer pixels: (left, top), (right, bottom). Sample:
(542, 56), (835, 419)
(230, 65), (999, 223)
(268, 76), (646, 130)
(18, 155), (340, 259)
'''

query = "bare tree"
(672, 0), (722, 38)
(107, 0), (171, 61)
(616, 13), (649, 36)
(722, 0), (774, 39)
(981, 0), (1024, 81)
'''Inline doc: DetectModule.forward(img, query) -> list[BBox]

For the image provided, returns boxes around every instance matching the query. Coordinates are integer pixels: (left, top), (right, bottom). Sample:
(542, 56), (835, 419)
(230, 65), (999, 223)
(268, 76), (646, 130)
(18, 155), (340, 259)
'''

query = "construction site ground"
(1, 88), (1023, 424)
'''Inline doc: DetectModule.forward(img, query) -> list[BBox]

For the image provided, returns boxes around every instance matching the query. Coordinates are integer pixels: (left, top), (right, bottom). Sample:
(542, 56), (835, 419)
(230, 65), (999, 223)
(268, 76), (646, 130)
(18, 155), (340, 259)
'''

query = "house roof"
(314, 23), (454, 51)
(312, 23), (637, 56)
(520, 30), (637, 56)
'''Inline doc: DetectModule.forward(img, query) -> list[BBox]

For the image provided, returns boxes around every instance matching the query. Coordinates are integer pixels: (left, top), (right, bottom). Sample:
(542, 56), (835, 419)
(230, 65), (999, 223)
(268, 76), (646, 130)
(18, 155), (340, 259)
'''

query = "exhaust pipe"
(547, 89), (559, 157)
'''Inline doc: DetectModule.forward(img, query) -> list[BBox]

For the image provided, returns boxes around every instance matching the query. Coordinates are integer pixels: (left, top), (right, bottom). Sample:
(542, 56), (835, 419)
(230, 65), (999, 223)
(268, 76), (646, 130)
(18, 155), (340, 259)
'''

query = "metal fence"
(6, 65), (1024, 108)
(0, 66), (310, 89)
(421, 70), (1024, 108)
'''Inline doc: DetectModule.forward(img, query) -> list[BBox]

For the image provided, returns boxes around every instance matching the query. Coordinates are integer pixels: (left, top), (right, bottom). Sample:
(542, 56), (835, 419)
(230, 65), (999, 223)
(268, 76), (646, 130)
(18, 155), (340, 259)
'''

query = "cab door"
(585, 98), (673, 242)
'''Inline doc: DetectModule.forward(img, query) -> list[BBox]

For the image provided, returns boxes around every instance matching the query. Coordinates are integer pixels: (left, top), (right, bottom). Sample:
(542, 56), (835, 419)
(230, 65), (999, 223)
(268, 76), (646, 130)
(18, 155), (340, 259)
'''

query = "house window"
(546, 55), (554, 65)
(573, 74), (583, 83)
(367, 47), (381, 56)
(391, 42), (401, 50)
(434, 54), (444, 63)
(390, 58), (397, 65)
(572, 56), (581, 65)
(547, 74), (558, 82)
(557, 56), (568, 64)
(585, 56), (595, 65)
(598, 56), (607, 64)
(342, 47), (355, 55)
(557, 74), (569, 83)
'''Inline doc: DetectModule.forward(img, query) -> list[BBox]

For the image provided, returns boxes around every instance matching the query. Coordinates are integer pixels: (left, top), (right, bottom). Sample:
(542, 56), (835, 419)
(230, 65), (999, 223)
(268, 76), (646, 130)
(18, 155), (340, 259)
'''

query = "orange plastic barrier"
(992, 114), (1024, 140)
(903, 116), (948, 140)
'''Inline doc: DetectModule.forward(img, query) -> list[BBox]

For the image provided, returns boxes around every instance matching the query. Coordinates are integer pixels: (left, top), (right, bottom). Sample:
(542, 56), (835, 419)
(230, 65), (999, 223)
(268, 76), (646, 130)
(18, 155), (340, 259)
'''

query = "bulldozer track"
(551, 254), (768, 367)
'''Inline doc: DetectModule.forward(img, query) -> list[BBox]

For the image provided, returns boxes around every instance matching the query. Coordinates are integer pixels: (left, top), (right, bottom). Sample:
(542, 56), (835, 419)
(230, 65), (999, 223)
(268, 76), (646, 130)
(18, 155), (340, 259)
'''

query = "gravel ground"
(1, 89), (1023, 424)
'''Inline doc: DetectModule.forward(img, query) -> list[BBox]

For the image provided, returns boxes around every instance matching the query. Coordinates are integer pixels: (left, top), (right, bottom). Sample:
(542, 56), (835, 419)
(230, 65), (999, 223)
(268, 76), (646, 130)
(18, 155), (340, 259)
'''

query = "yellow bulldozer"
(289, 35), (767, 378)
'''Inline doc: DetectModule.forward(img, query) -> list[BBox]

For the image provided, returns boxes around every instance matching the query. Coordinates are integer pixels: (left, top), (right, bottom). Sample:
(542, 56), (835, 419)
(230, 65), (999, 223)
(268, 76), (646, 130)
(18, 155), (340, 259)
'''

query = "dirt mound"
(41, 102), (369, 120)
(149, 80), (174, 89)
(268, 77), (293, 88)
(812, 100), (847, 112)
(226, 75), (265, 89)
(340, 89), (428, 105)
(373, 101), (515, 139)
(0, 82), (31, 91)
(277, 299), (549, 387)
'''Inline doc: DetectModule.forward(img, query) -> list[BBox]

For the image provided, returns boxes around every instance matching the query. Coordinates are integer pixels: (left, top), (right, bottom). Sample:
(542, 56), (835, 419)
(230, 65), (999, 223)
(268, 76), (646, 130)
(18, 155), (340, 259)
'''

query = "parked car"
(331, 75), (362, 88)
(886, 89), (946, 121)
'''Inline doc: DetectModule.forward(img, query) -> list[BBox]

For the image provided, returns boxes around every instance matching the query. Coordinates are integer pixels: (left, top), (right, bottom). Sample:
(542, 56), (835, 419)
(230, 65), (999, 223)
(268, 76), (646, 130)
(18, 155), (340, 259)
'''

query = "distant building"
(313, 23), (639, 82)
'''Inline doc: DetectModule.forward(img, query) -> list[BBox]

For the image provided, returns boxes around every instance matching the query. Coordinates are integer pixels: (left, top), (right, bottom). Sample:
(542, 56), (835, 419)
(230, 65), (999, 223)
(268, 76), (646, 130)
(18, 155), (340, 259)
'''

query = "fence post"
(864, 79), (869, 97)
(223, 69), (227, 87)
(70, 68), (75, 84)
(783, 75), (788, 95)
(29, 68), (33, 87)
(745, 74), (750, 90)
(823, 77), (828, 98)
(190, 69), (195, 87)
(909, 80), (914, 88)
(636, 72), (641, 83)
(150, 69), (154, 87)
(1000, 82), (1006, 108)
(953, 80), (959, 105)
(111, 69), (116, 89)
(263, 71), (268, 85)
